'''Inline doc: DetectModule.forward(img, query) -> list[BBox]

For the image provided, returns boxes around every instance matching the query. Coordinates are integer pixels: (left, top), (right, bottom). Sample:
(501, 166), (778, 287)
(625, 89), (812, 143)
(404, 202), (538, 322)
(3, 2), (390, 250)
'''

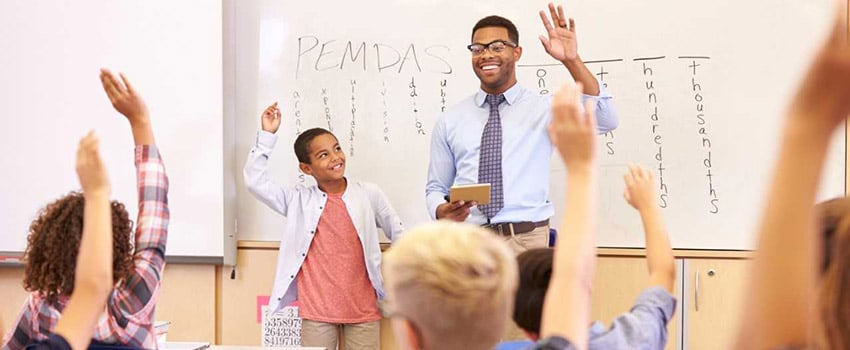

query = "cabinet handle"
(695, 269), (700, 312)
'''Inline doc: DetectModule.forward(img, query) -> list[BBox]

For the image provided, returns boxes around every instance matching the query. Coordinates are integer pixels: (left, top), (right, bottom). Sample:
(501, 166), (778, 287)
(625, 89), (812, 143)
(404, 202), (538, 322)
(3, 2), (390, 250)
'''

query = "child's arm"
(623, 164), (675, 293)
(538, 82), (598, 350)
(244, 102), (294, 216)
(99, 70), (169, 337)
(735, 7), (850, 349)
(367, 184), (405, 243)
(52, 132), (113, 350)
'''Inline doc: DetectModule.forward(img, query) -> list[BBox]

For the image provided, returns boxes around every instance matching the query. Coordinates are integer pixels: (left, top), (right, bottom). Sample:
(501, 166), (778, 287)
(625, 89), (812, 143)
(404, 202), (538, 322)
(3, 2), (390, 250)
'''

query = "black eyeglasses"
(467, 40), (517, 56)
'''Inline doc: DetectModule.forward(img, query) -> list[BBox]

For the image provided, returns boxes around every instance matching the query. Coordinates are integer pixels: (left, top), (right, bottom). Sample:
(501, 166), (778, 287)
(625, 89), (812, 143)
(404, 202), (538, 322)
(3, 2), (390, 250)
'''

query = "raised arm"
(623, 164), (675, 293)
(99, 70), (169, 328)
(539, 82), (598, 350)
(53, 132), (113, 350)
(100, 69), (154, 146)
(735, 7), (850, 349)
(539, 3), (619, 133)
(538, 3), (599, 96)
(243, 102), (294, 216)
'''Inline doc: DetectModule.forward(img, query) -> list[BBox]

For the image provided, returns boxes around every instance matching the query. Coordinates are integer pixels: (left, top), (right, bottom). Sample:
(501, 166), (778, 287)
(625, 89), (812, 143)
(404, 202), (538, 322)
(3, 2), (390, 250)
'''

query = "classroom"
(1, 0), (848, 349)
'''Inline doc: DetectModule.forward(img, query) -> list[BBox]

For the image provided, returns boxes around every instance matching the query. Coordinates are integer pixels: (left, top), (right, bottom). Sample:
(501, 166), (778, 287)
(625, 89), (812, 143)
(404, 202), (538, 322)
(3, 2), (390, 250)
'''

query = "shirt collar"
(475, 82), (522, 107)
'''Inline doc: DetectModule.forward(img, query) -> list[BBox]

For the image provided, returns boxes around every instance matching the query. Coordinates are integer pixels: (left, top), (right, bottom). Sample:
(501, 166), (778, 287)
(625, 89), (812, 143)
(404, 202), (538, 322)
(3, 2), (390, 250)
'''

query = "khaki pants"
(301, 319), (380, 350)
(501, 224), (550, 255)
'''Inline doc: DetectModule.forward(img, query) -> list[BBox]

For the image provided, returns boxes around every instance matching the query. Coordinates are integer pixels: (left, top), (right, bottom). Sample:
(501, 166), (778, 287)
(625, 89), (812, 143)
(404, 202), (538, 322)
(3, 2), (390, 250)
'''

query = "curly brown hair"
(23, 191), (135, 304)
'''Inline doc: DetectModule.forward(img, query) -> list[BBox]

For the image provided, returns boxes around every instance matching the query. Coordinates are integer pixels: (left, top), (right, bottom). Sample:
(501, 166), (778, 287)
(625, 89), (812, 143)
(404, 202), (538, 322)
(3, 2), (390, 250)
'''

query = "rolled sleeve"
(583, 84), (619, 133)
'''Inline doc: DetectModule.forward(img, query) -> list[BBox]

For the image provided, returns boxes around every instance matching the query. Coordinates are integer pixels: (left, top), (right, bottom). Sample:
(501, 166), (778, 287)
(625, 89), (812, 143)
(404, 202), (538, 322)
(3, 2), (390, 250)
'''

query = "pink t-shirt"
(296, 192), (381, 323)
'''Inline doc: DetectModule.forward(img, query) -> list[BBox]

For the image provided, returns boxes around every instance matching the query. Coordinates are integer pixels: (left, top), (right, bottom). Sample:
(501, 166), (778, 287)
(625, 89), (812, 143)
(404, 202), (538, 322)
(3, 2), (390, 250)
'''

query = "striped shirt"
(3, 145), (169, 350)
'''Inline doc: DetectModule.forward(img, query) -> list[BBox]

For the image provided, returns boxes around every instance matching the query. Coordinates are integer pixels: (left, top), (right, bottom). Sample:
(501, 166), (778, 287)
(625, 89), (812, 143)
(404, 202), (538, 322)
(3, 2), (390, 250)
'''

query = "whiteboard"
(0, 0), (224, 258)
(232, 0), (845, 250)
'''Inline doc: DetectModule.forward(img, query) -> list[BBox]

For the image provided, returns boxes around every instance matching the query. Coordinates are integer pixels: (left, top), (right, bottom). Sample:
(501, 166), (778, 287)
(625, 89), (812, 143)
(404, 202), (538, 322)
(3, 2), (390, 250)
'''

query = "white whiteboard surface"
(233, 0), (845, 250)
(0, 0), (224, 258)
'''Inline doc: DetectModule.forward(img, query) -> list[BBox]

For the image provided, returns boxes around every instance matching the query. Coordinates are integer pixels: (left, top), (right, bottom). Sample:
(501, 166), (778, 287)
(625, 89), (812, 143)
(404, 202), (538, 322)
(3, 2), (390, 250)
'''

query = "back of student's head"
(383, 221), (517, 350)
(293, 127), (336, 164)
(513, 248), (554, 338)
(815, 197), (850, 349)
(23, 191), (134, 304)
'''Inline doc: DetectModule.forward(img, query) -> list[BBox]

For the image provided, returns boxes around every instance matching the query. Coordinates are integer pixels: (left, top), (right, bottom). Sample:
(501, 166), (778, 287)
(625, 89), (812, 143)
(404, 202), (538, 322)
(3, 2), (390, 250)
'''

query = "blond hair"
(383, 221), (518, 350)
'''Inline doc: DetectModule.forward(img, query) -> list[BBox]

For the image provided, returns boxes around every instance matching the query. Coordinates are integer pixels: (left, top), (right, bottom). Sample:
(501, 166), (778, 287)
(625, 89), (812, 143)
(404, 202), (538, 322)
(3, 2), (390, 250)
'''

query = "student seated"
(243, 103), (404, 350)
(733, 5), (850, 349)
(382, 81), (601, 350)
(3, 70), (169, 350)
(502, 164), (676, 350)
(26, 132), (116, 350)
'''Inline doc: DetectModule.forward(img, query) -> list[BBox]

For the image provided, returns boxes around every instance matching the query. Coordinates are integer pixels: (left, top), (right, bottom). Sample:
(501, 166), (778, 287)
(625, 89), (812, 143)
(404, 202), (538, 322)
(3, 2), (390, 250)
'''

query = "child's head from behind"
(23, 191), (134, 304)
(816, 197), (850, 349)
(293, 128), (345, 183)
(382, 221), (517, 350)
(512, 247), (554, 341)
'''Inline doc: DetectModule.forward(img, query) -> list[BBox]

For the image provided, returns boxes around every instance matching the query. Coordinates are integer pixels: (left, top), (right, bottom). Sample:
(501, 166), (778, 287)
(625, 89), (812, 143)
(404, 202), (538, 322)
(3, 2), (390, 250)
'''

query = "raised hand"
(99, 68), (148, 125)
(623, 164), (657, 211)
(539, 3), (579, 63)
(789, 8), (850, 131)
(75, 130), (110, 196)
(261, 102), (282, 134)
(549, 82), (597, 171)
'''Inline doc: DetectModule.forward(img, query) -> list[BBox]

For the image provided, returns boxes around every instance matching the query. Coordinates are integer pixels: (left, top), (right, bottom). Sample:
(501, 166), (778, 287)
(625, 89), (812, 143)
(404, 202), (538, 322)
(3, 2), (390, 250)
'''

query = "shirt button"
(290, 275), (294, 279)
(310, 230), (315, 234)
(301, 253), (306, 257)
(319, 206), (323, 209)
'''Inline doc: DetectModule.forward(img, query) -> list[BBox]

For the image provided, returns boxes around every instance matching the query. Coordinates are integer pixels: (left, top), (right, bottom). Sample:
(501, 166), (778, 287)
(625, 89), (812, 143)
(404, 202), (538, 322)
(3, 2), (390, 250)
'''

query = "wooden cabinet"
(593, 254), (751, 350)
(682, 258), (751, 350)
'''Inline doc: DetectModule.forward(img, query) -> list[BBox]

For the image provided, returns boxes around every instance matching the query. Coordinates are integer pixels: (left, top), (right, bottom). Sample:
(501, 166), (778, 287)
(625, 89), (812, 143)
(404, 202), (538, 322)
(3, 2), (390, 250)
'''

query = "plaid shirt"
(3, 145), (169, 350)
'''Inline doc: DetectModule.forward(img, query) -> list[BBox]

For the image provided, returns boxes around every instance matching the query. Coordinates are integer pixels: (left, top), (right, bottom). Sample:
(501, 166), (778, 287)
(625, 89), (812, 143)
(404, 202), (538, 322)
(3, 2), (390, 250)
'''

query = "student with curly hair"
(3, 69), (170, 349)
(25, 131), (117, 350)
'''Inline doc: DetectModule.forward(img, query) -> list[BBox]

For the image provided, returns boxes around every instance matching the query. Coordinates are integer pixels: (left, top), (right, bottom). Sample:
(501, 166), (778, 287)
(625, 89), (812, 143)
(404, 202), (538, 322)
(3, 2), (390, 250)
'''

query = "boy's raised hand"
(261, 102), (282, 134)
(99, 68), (149, 125)
(623, 164), (657, 211)
(76, 130), (110, 196)
(549, 82), (597, 171)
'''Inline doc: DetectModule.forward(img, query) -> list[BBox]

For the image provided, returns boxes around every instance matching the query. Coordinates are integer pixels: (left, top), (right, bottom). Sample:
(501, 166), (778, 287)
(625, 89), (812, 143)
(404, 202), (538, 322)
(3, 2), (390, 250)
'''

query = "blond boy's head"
(383, 221), (518, 350)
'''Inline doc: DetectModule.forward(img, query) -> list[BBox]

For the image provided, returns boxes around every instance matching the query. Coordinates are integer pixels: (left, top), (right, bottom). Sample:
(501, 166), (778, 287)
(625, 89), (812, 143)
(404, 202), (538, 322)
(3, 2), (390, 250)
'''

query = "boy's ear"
(299, 162), (313, 175)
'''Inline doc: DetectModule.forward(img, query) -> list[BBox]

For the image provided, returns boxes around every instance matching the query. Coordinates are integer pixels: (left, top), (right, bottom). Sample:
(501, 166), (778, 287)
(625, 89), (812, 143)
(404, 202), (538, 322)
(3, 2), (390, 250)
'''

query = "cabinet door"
(683, 259), (751, 350)
(591, 256), (683, 350)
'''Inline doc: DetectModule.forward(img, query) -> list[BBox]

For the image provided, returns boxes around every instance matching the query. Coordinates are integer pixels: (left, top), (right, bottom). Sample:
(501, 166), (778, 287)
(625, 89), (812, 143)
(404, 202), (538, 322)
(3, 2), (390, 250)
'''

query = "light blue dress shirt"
(425, 83), (619, 224)
(244, 131), (405, 313)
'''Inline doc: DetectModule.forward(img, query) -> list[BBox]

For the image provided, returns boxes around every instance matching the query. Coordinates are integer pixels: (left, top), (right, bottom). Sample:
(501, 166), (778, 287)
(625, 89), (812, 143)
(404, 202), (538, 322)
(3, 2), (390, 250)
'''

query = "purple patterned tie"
(478, 94), (506, 220)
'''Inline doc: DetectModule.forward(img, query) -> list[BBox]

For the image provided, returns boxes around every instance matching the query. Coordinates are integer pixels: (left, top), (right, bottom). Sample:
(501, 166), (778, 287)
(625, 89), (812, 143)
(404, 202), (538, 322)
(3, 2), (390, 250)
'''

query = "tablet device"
(449, 183), (491, 205)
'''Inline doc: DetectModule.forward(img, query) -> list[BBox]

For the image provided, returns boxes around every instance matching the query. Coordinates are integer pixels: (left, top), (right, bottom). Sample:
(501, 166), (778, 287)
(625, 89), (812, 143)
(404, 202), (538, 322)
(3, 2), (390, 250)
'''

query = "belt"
(483, 219), (549, 236)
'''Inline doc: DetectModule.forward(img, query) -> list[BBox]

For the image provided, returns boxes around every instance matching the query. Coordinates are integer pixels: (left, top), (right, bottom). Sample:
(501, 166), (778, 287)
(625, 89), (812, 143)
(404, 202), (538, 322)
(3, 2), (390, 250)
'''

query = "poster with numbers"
(261, 305), (302, 346)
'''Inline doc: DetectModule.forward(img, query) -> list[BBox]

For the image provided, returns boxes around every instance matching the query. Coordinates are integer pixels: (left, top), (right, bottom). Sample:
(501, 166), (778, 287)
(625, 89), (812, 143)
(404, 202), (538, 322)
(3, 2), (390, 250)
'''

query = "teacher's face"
(470, 26), (522, 94)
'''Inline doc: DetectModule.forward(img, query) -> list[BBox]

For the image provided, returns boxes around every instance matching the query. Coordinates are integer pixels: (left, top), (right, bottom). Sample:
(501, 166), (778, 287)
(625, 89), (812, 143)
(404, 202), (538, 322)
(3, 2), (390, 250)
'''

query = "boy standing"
(244, 102), (404, 349)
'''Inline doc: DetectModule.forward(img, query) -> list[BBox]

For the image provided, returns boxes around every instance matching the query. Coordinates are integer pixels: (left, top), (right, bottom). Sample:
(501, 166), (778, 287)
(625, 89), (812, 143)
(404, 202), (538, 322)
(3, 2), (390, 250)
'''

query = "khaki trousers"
(500, 224), (550, 254)
(301, 319), (380, 350)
